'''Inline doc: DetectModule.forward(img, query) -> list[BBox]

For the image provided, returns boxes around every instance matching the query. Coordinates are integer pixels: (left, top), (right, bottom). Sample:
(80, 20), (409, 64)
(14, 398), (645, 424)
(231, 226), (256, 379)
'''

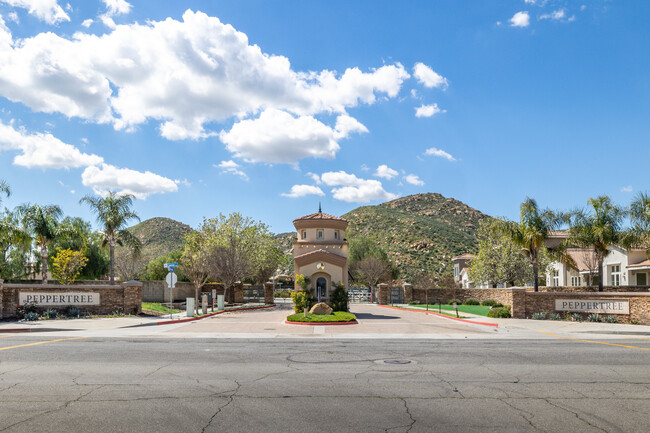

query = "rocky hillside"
(123, 217), (193, 262)
(343, 193), (489, 282)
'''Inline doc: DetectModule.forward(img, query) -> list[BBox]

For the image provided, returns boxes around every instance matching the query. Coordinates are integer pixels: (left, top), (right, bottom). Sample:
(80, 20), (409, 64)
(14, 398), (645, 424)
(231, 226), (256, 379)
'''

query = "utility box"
(186, 298), (195, 317)
(217, 294), (224, 311)
(202, 294), (208, 314)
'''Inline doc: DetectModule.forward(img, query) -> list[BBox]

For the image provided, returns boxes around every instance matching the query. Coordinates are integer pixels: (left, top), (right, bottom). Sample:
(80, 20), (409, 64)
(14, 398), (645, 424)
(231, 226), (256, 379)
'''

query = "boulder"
(309, 302), (333, 315)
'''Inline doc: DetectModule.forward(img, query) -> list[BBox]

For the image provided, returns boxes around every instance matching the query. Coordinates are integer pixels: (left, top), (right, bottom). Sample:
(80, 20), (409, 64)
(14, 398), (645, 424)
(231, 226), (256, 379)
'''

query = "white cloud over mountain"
(0, 0), (69, 24)
(373, 164), (398, 180)
(404, 174), (424, 186)
(81, 163), (178, 199)
(321, 170), (397, 203)
(281, 184), (324, 198)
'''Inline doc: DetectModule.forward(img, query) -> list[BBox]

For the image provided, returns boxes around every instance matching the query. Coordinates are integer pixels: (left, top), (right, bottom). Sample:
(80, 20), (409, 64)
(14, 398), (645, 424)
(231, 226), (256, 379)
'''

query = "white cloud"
(7, 11), (18, 22)
(281, 184), (324, 198)
(0, 0), (69, 24)
(81, 18), (93, 28)
(540, 9), (565, 21)
(0, 120), (103, 168)
(510, 11), (530, 27)
(306, 172), (322, 184)
(215, 160), (248, 180)
(413, 63), (448, 89)
(374, 164), (398, 180)
(220, 109), (366, 164)
(415, 103), (443, 118)
(360, 164), (369, 171)
(102, 0), (131, 16)
(524, 0), (536, 3)
(621, 186), (633, 193)
(404, 174), (424, 186)
(81, 163), (178, 199)
(321, 170), (397, 203)
(0, 10), (412, 147)
(424, 147), (456, 161)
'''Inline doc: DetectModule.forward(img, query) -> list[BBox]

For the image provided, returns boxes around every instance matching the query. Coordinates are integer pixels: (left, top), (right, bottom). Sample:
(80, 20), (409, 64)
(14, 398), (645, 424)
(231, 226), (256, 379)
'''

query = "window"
(301, 231), (306, 240)
(637, 272), (647, 286)
(317, 230), (323, 240)
(570, 276), (581, 287)
(334, 231), (339, 240)
(454, 265), (459, 277)
(552, 269), (559, 287)
(610, 265), (621, 286)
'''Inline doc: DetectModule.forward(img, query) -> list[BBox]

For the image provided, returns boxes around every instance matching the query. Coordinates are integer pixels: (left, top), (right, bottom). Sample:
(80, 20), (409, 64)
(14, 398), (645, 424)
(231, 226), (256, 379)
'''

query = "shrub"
(291, 290), (316, 313)
(52, 248), (88, 285)
(44, 309), (59, 319)
(481, 299), (498, 307)
(494, 303), (504, 308)
(464, 298), (480, 305)
(603, 315), (618, 323)
(407, 301), (419, 306)
(449, 299), (461, 306)
(571, 313), (582, 322)
(549, 313), (562, 321)
(66, 306), (80, 317)
(587, 314), (601, 322)
(531, 312), (547, 320)
(24, 312), (39, 321)
(487, 306), (511, 318)
(329, 283), (348, 312)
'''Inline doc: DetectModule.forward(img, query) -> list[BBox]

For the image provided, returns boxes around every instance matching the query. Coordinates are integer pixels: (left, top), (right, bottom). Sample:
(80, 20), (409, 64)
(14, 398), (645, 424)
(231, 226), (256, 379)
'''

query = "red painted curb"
(378, 305), (498, 328)
(0, 328), (32, 333)
(153, 304), (276, 326)
(284, 320), (358, 326)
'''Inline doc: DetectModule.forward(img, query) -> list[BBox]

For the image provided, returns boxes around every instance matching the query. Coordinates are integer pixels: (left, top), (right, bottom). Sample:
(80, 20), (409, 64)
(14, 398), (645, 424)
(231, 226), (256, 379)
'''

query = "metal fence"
(348, 287), (373, 303)
(243, 285), (264, 303)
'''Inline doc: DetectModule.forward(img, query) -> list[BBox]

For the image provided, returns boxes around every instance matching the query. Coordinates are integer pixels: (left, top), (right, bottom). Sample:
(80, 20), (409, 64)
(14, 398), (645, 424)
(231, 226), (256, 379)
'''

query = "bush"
(408, 301), (419, 306)
(481, 299), (498, 307)
(587, 314), (601, 322)
(464, 298), (480, 305)
(549, 313), (562, 321)
(494, 303), (504, 308)
(44, 309), (59, 319)
(531, 312), (547, 320)
(329, 283), (348, 312)
(603, 315), (618, 323)
(571, 313), (582, 322)
(24, 312), (39, 321)
(291, 290), (316, 313)
(487, 306), (511, 318)
(449, 299), (461, 306)
(66, 306), (80, 317)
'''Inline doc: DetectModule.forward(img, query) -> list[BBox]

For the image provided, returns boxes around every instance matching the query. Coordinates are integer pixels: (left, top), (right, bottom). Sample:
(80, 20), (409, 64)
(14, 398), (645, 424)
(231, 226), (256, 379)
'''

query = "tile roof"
(628, 259), (650, 268)
(452, 253), (476, 260)
(293, 211), (348, 223)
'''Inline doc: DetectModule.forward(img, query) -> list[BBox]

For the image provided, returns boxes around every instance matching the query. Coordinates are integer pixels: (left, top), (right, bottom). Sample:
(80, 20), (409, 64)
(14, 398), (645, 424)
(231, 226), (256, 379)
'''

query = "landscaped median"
(285, 311), (357, 325)
(379, 305), (499, 327)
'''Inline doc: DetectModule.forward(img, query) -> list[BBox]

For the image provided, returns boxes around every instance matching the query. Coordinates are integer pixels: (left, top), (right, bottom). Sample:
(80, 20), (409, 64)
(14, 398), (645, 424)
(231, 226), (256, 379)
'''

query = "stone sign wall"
(0, 280), (142, 319)
(554, 299), (629, 314)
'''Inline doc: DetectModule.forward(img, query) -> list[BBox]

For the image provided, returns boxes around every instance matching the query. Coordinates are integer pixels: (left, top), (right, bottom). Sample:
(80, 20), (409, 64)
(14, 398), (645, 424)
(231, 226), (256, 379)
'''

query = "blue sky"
(0, 0), (648, 233)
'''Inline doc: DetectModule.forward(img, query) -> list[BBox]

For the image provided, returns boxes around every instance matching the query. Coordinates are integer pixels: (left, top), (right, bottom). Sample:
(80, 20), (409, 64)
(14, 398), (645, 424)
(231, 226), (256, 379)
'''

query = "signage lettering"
(555, 299), (629, 314)
(19, 292), (101, 306)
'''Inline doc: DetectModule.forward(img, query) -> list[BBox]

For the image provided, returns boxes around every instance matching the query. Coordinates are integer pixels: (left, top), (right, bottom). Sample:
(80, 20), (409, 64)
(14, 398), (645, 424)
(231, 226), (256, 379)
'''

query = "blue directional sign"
(163, 262), (178, 269)
(168, 267), (175, 272)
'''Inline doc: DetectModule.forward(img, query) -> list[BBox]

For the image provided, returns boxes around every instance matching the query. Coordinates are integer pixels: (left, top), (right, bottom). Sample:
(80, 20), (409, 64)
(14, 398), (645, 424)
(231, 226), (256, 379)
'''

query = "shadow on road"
(353, 312), (400, 320)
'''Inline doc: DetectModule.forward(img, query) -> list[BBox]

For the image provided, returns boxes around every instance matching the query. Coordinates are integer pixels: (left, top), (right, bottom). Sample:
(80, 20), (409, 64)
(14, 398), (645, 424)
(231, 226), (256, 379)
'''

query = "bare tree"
(353, 256), (391, 289)
(579, 250), (598, 287)
(179, 231), (213, 315)
(114, 250), (146, 282)
(211, 244), (253, 303)
(414, 272), (436, 310)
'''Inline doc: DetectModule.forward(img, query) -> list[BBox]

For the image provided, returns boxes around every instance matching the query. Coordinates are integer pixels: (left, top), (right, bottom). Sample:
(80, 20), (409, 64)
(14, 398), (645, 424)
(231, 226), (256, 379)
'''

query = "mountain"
(125, 217), (194, 262)
(342, 193), (490, 282)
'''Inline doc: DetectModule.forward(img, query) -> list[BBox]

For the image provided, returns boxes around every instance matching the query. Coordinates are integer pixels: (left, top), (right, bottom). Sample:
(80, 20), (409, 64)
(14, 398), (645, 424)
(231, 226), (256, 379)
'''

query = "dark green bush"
(408, 301), (419, 306)
(44, 309), (59, 319)
(587, 314), (601, 322)
(24, 312), (39, 321)
(464, 298), (479, 305)
(66, 306), (80, 317)
(481, 299), (498, 307)
(531, 312), (546, 320)
(549, 313), (561, 321)
(329, 283), (348, 312)
(603, 315), (618, 323)
(449, 299), (461, 305)
(487, 306), (511, 318)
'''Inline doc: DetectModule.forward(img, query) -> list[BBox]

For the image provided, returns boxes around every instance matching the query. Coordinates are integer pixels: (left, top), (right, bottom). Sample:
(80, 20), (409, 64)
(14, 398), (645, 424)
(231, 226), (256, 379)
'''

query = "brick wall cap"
(507, 287), (527, 292)
(3, 283), (126, 289)
(122, 280), (144, 287)
(527, 291), (650, 297)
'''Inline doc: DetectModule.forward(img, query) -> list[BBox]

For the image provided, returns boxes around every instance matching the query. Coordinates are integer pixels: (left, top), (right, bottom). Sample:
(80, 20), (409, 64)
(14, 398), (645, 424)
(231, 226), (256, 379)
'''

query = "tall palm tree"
(17, 204), (66, 284)
(495, 198), (565, 292)
(0, 179), (10, 206)
(80, 191), (141, 284)
(630, 192), (650, 253)
(568, 196), (630, 292)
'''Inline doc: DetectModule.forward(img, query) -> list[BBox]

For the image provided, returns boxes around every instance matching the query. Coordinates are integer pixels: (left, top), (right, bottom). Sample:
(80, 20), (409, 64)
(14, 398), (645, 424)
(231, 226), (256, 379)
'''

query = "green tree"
(0, 180), (10, 207)
(180, 231), (214, 315)
(568, 196), (631, 292)
(80, 191), (141, 284)
(469, 218), (549, 288)
(349, 235), (398, 282)
(253, 236), (285, 286)
(17, 204), (72, 284)
(142, 251), (187, 281)
(0, 209), (31, 280)
(494, 198), (564, 292)
(52, 248), (89, 285)
(630, 192), (650, 254)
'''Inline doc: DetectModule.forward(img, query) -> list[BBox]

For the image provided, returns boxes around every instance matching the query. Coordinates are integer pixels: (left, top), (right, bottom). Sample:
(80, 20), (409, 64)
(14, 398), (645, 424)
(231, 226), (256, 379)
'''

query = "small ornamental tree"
(52, 248), (89, 285)
(328, 283), (348, 312)
(292, 274), (315, 312)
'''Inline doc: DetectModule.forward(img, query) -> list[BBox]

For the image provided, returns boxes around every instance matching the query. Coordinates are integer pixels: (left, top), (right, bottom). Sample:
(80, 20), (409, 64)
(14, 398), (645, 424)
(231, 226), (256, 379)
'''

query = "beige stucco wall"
(295, 260), (348, 296)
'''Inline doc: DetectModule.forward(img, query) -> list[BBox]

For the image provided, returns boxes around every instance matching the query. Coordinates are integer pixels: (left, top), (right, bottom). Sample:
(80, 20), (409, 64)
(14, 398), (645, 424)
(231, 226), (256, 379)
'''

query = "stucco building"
(292, 207), (349, 301)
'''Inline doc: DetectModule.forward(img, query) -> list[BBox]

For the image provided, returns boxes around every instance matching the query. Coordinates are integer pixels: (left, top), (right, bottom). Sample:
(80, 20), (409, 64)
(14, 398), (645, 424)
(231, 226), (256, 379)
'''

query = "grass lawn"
(407, 304), (491, 316)
(287, 311), (357, 323)
(142, 302), (181, 314)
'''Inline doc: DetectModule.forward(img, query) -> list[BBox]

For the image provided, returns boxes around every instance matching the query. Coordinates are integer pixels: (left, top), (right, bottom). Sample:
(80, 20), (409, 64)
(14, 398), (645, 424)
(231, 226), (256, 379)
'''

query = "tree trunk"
(598, 260), (603, 292)
(109, 242), (115, 285)
(195, 285), (200, 316)
(41, 242), (48, 285)
(532, 262), (539, 292)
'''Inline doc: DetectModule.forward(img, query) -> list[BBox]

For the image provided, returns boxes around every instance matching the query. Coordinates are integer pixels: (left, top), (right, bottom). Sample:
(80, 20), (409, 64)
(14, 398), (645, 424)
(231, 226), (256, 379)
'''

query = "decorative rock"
(309, 302), (333, 315)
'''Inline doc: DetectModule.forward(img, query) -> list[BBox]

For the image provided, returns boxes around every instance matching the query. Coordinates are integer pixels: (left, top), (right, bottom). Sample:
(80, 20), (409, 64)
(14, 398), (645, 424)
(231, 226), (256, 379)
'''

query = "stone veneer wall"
(534, 286), (650, 293)
(141, 280), (245, 303)
(0, 280), (142, 319)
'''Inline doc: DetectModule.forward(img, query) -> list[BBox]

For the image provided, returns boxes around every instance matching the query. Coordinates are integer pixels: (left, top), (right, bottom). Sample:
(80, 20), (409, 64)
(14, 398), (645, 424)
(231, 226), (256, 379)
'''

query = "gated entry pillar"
(264, 282), (274, 305)
(377, 283), (389, 305)
(402, 283), (413, 304)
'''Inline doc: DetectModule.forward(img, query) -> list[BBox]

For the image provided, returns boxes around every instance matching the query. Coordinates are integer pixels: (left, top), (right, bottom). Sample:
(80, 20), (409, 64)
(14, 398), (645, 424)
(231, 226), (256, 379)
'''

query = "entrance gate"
(348, 286), (373, 303)
(389, 287), (403, 304)
(243, 285), (264, 303)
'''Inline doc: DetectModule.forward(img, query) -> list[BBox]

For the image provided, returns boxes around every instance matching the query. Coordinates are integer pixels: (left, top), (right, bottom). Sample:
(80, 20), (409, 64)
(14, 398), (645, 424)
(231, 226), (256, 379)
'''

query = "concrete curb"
(124, 304), (277, 328)
(284, 320), (358, 326)
(0, 327), (73, 333)
(378, 305), (498, 327)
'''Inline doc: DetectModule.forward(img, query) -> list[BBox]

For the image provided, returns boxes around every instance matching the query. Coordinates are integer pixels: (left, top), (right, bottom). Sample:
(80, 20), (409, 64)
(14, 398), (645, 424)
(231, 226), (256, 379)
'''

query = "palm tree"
(630, 192), (650, 252)
(0, 180), (10, 206)
(568, 196), (630, 292)
(495, 198), (565, 292)
(17, 204), (66, 284)
(80, 191), (141, 284)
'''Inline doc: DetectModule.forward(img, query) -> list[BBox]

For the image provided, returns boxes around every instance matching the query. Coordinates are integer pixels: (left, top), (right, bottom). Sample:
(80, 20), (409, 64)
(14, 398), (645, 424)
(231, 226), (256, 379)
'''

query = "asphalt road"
(1, 336), (649, 432)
